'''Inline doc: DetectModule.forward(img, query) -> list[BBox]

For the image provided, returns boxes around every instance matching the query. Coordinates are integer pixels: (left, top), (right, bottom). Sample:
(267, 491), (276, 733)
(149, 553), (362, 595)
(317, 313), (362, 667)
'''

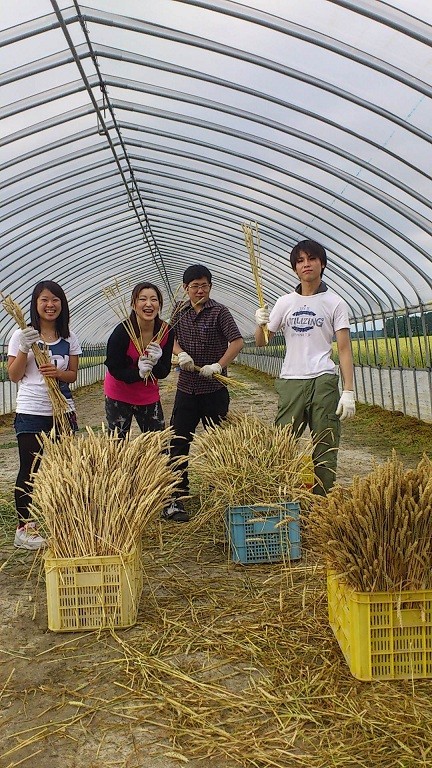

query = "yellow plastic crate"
(301, 455), (314, 488)
(44, 546), (143, 632)
(327, 571), (432, 681)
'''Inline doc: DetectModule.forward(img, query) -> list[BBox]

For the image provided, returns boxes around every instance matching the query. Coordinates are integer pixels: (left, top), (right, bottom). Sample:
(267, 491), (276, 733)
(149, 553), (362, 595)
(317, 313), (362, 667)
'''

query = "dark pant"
(13, 413), (78, 526)
(15, 433), (43, 525)
(105, 396), (165, 438)
(170, 388), (230, 493)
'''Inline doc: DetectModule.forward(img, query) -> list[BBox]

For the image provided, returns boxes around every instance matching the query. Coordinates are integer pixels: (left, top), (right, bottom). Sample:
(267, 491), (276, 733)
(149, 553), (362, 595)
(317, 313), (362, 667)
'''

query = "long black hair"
(30, 280), (70, 338)
(129, 282), (164, 336)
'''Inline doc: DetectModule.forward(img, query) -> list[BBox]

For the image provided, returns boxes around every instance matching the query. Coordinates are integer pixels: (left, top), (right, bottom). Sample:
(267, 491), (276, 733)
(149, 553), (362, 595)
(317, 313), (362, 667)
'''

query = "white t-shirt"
(268, 288), (350, 379)
(8, 330), (82, 415)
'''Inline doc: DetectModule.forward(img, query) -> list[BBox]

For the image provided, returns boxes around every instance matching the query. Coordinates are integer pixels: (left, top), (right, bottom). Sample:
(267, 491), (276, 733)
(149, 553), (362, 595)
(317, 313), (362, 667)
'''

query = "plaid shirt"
(174, 298), (242, 394)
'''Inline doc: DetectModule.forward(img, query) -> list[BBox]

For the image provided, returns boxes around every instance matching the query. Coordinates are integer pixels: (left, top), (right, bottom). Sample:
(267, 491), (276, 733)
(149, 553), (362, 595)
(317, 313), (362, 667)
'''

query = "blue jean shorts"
(14, 412), (78, 435)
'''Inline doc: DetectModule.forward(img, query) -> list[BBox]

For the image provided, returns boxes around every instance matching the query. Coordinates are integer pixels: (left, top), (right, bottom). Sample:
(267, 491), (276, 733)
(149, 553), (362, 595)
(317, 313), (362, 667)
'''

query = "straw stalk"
(30, 427), (182, 557)
(190, 412), (314, 527)
(242, 221), (269, 344)
(307, 452), (432, 592)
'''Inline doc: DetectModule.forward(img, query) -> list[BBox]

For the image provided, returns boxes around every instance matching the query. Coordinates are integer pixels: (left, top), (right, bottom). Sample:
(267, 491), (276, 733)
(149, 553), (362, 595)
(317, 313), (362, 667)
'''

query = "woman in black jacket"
(104, 282), (174, 438)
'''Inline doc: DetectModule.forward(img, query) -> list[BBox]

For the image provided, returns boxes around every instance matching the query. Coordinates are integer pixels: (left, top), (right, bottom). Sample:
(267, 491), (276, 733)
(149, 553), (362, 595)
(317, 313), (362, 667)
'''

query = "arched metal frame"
(1, 0), (431, 353)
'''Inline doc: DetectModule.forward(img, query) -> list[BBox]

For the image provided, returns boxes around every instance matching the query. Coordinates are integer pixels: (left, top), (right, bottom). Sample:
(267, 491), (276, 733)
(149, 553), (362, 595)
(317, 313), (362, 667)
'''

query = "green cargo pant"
(274, 374), (341, 495)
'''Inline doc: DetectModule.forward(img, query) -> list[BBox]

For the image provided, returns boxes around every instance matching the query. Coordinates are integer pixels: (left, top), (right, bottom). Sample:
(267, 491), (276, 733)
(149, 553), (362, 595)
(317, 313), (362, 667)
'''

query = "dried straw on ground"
(108, 530), (432, 768)
(307, 452), (432, 592)
(29, 427), (182, 558)
(189, 412), (314, 532)
(1, 291), (71, 432)
(3, 519), (432, 766)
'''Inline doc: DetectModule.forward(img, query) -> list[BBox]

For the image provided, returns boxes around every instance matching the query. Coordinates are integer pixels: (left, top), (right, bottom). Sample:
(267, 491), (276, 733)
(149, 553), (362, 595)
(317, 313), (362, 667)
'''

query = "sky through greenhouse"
(1, 0), (431, 341)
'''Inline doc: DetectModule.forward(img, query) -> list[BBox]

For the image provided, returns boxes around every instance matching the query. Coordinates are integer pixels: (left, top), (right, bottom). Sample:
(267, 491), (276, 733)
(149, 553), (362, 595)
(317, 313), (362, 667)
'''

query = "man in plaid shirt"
(164, 264), (244, 522)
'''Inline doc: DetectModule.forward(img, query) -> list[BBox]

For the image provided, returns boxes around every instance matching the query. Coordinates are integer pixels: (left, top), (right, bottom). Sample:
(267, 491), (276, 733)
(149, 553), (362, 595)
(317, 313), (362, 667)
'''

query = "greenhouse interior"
(2, 4), (432, 768)
(1, 0), (431, 420)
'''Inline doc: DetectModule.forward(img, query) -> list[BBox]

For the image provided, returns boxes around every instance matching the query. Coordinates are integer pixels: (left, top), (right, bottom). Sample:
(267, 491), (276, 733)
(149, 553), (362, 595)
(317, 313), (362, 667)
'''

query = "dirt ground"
(0, 368), (380, 768)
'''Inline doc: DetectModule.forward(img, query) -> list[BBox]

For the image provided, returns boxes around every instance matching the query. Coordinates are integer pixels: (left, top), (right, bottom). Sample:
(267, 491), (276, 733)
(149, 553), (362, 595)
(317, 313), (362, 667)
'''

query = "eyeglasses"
(187, 282), (210, 291)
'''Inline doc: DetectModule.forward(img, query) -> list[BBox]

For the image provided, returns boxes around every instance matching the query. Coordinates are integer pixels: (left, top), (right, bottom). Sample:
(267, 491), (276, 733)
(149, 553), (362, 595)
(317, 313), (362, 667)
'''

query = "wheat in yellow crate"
(242, 221), (269, 344)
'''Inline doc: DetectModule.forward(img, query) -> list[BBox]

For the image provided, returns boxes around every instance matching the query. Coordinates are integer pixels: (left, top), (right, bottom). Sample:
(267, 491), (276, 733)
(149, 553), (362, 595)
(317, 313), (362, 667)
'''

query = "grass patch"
(77, 423), (103, 433)
(341, 403), (432, 460)
(235, 363), (275, 390)
(0, 413), (14, 430)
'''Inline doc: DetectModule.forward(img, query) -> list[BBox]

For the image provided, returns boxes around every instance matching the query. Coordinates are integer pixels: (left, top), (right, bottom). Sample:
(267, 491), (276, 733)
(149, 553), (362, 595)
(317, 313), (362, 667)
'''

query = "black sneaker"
(161, 500), (190, 523)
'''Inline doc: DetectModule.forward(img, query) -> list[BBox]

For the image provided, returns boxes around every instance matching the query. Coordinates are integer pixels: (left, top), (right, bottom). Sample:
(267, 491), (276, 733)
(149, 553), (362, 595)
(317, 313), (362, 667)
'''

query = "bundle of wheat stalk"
(242, 220), (269, 344)
(103, 280), (147, 355)
(1, 291), (71, 432)
(189, 412), (314, 528)
(103, 279), (191, 353)
(307, 452), (432, 592)
(190, 363), (245, 389)
(29, 427), (182, 558)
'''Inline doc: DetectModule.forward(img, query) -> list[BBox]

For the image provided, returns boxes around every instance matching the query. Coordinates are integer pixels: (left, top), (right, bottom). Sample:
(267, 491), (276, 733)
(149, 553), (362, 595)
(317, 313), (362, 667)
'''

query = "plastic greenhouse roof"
(1, 0), (431, 342)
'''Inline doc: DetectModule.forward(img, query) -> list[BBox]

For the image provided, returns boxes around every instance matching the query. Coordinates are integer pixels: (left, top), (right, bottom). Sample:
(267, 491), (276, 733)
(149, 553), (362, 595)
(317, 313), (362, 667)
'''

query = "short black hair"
(290, 239), (327, 276)
(182, 264), (212, 285)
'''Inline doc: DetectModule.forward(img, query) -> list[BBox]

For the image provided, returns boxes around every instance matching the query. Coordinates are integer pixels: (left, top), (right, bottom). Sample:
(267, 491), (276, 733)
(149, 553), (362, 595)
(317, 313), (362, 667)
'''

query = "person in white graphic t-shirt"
(8, 281), (82, 549)
(254, 239), (355, 495)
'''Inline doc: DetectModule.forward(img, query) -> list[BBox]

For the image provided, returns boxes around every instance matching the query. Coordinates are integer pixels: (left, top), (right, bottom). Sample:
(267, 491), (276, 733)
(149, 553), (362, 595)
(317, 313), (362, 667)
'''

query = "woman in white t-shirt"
(7, 281), (81, 550)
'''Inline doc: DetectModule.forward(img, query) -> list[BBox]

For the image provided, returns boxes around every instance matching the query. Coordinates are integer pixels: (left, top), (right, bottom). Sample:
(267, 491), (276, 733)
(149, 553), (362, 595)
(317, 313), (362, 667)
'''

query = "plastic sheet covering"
(1, 1), (431, 341)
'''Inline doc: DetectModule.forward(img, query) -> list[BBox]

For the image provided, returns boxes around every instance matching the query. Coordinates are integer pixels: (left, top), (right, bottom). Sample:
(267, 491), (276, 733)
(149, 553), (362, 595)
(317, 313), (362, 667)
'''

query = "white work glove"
(138, 356), (154, 379)
(199, 362), (222, 378)
(336, 391), (356, 421)
(178, 351), (195, 372)
(18, 327), (40, 354)
(145, 342), (163, 365)
(255, 305), (269, 327)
